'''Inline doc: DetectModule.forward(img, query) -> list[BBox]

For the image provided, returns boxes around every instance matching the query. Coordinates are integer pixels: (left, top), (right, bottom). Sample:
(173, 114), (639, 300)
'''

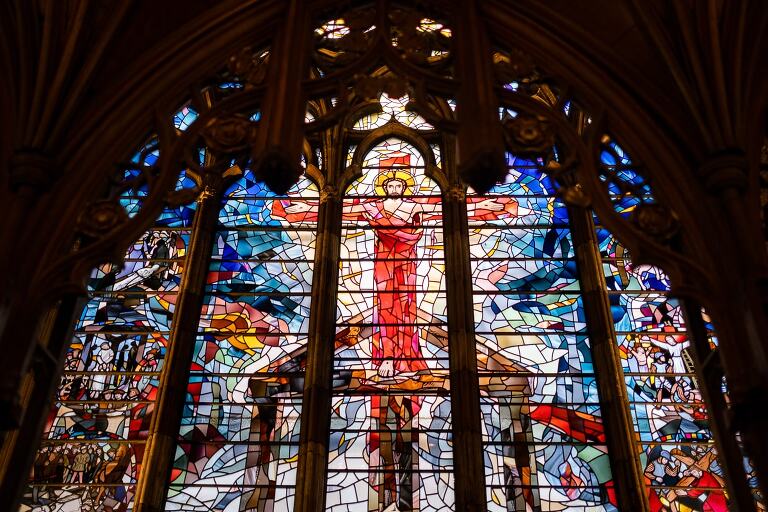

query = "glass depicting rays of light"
(328, 137), (453, 512)
(20, 109), (199, 512)
(164, 171), (319, 512)
(469, 154), (616, 511)
(352, 93), (434, 132)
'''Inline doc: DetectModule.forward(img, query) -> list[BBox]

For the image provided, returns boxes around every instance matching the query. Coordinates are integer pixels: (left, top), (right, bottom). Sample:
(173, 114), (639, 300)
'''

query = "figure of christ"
(128, 166), (515, 510)
(278, 173), (520, 379)
(276, 166), (520, 511)
(346, 175), (433, 379)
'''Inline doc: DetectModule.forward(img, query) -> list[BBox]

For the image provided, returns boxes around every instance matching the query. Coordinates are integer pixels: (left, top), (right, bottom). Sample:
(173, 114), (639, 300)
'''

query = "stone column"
(699, 155), (768, 504)
(567, 204), (650, 511)
(443, 184), (488, 512)
(133, 175), (224, 512)
(681, 300), (756, 511)
(0, 151), (60, 432)
(294, 185), (341, 512)
(0, 295), (82, 511)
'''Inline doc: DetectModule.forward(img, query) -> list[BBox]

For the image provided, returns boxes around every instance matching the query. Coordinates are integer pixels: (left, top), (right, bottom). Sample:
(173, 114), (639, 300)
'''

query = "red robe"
(367, 203), (428, 373)
(273, 194), (519, 374)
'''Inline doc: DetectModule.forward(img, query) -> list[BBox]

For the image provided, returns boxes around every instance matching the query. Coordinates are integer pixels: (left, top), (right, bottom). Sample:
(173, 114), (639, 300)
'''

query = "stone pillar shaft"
(567, 205), (650, 511)
(681, 300), (757, 511)
(294, 188), (341, 512)
(133, 184), (222, 512)
(443, 185), (489, 512)
(0, 296), (80, 512)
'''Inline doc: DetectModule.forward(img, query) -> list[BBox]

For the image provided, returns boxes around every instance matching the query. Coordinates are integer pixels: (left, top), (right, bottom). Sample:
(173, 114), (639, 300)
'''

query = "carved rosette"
(76, 200), (129, 238)
(503, 115), (555, 156)
(201, 115), (258, 155)
(631, 203), (680, 241)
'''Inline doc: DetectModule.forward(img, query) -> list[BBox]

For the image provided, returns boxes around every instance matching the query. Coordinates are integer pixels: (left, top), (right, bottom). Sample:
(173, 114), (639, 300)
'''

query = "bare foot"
(378, 359), (395, 378)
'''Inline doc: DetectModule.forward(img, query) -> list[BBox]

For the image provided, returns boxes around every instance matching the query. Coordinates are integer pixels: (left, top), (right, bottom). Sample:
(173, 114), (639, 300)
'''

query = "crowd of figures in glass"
(19, 1), (753, 509)
(602, 240), (727, 511)
(469, 156), (615, 511)
(20, 108), (199, 512)
(600, 141), (728, 511)
(165, 171), (318, 511)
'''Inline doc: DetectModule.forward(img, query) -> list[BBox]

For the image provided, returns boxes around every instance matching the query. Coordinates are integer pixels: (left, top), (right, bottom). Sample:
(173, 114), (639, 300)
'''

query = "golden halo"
(374, 169), (416, 196)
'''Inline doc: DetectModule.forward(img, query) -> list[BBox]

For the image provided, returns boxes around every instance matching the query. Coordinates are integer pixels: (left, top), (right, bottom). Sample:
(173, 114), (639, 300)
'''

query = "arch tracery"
(1, 1), (767, 511)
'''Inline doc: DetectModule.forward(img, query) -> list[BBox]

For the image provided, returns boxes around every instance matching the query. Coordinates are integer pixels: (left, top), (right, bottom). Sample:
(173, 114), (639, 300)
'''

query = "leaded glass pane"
(600, 227), (729, 508)
(19, 108), (199, 511)
(165, 172), (318, 511)
(470, 156), (616, 511)
(327, 138), (454, 511)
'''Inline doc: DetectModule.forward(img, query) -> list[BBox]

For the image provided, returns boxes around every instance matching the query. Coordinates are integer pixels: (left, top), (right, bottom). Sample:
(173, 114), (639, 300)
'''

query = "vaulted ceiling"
(1, 0), (766, 302)
(1, 2), (768, 508)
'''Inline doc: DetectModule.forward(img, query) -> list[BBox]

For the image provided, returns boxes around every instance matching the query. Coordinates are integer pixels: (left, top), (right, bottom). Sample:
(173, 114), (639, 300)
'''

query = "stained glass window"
(352, 94), (434, 132)
(20, 109), (198, 510)
(166, 171), (319, 511)
(601, 229), (728, 509)
(598, 142), (728, 509)
(20, 17), (750, 510)
(469, 155), (615, 510)
(326, 138), (452, 511)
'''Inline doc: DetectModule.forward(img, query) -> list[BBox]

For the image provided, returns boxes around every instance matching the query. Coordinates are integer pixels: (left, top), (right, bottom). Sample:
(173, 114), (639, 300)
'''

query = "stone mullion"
(0, 295), (82, 511)
(444, 191), (488, 512)
(294, 185), (341, 512)
(443, 178), (488, 510)
(134, 180), (223, 512)
(681, 300), (756, 511)
(699, 157), (768, 504)
(567, 204), (650, 511)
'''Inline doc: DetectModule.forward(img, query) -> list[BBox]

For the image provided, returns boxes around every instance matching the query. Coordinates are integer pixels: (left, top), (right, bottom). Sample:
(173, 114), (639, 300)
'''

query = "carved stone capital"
(444, 185), (466, 203)
(320, 185), (339, 204)
(9, 150), (57, 193)
(699, 151), (748, 193)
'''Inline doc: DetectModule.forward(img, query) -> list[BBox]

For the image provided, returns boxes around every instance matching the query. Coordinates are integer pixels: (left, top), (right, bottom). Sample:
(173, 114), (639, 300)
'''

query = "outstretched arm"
(646, 334), (683, 355)
(467, 197), (519, 221)
(415, 197), (443, 221)
(272, 199), (319, 222)
(342, 199), (374, 220)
